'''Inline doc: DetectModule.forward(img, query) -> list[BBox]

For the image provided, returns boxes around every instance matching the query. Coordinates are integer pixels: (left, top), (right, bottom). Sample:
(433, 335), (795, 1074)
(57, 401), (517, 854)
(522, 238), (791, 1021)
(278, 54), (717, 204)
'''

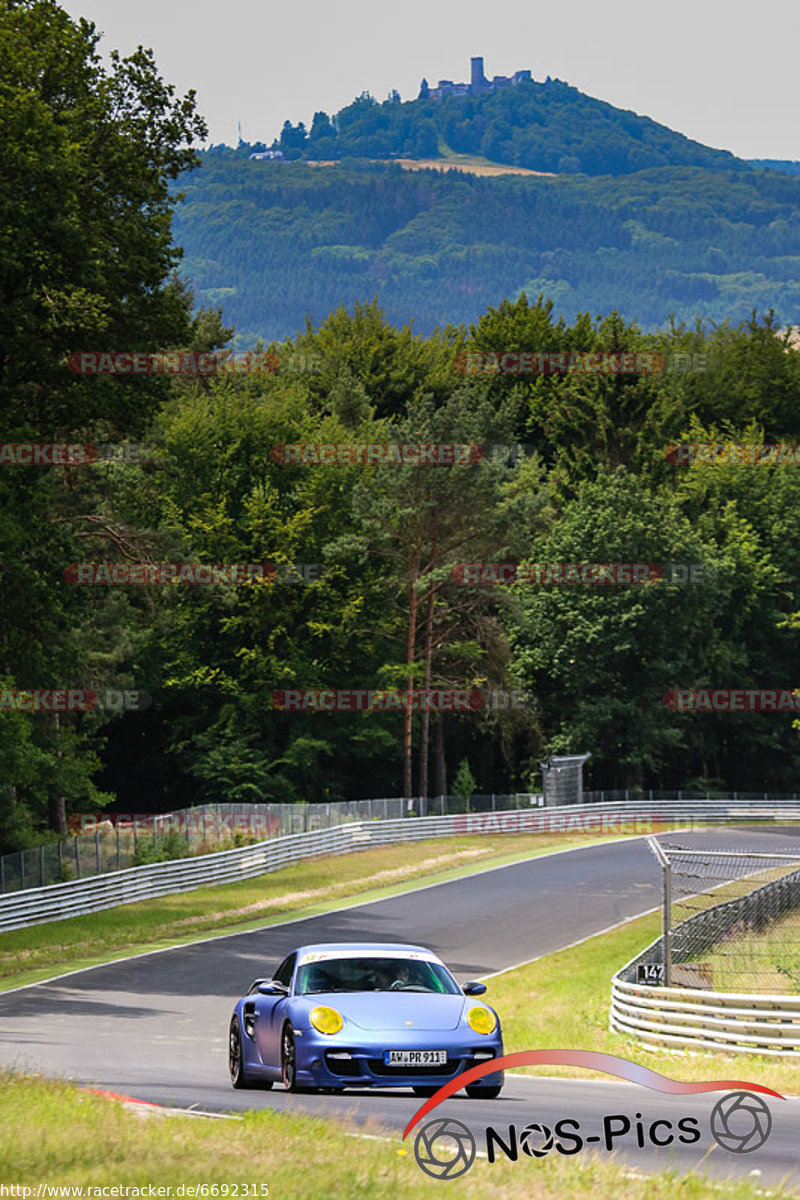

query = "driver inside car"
(389, 963), (411, 989)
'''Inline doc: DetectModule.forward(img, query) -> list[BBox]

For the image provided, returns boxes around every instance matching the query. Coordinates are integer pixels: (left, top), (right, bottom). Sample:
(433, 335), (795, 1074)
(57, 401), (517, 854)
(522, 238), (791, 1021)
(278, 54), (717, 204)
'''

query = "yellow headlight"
(309, 1005), (343, 1035)
(467, 1006), (497, 1035)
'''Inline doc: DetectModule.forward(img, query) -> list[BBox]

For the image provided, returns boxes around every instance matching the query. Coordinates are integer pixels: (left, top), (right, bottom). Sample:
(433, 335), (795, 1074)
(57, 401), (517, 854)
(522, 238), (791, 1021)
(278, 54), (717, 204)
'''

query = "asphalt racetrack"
(1, 828), (798, 1189)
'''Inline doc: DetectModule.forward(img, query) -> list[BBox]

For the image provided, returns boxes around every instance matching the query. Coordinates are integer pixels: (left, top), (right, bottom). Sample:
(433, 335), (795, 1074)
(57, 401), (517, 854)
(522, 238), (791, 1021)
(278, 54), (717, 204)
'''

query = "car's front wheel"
(465, 1083), (502, 1099)
(281, 1024), (310, 1093)
(230, 1015), (272, 1090)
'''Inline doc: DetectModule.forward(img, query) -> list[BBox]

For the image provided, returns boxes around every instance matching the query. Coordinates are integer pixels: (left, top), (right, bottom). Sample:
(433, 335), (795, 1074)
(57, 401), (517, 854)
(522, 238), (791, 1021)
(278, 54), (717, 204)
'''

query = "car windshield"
(295, 956), (462, 995)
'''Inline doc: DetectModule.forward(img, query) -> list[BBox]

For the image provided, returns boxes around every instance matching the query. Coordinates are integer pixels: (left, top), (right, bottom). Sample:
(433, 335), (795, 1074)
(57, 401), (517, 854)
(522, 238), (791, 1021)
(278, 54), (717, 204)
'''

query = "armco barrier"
(0, 816), (458, 932)
(2, 799), (800, 933)
(610, 955), (800, 1057)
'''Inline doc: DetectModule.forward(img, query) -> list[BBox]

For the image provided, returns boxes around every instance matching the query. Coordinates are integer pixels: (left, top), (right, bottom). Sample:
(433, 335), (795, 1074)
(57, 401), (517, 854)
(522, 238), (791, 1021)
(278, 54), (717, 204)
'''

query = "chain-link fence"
(651, 841), (800, 993)
(0, 793), (528, 894)
(585, 789), (800, 803)
(4, 791), (799, 898)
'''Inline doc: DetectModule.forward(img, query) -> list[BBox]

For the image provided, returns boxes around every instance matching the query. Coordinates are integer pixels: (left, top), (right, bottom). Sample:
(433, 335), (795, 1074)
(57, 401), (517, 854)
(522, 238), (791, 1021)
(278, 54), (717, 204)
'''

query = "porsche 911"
(228, 941), (504, 1097)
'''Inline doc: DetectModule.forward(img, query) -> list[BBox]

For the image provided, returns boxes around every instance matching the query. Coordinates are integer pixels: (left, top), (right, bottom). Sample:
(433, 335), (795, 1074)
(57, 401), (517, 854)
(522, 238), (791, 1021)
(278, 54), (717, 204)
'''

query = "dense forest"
(2, 0), (800, 854)
(172, 155), (800, 343)
(749, 161), (800, 176)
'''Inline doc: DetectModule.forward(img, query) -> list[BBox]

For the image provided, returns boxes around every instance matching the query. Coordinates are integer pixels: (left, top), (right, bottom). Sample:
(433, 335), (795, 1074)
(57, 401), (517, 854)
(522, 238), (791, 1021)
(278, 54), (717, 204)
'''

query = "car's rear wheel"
(230, 1015), (272, 1089)
(281, 1024), (310, 1093)
(465, 1083), (503, 1099)
(412, 1085), (440, 1097)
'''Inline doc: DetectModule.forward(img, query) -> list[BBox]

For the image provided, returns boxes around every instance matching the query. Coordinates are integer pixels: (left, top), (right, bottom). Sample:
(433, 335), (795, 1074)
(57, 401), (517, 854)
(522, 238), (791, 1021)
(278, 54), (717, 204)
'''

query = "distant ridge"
(749, 159), (800, 176)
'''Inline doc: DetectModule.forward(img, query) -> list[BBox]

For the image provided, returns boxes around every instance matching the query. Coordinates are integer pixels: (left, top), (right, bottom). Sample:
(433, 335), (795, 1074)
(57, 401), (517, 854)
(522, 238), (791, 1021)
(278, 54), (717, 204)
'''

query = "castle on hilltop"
(420, 56), (532, 100)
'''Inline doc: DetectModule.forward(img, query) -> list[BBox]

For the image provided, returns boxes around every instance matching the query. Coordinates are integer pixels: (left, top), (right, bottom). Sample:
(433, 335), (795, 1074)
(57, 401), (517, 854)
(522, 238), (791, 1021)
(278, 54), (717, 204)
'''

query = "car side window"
(273, 952), (296, 989)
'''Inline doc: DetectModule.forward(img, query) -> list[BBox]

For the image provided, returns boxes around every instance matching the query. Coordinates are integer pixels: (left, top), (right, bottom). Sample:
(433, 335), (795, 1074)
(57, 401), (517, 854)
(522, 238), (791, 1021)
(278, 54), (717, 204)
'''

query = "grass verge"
(0, 830), (655, 992)
(0, 1071), (789, 1199)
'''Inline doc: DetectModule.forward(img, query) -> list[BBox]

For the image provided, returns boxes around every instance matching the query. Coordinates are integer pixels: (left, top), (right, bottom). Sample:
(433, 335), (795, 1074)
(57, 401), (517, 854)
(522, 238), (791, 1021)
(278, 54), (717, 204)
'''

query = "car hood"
(299, 992), (469, 1031)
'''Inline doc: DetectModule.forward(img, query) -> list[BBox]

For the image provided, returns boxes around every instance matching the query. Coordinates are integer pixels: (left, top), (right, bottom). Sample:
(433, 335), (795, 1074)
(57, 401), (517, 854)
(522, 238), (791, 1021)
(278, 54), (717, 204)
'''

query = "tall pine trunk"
(48, 712), (68, 835)
(434, 715), (447, 800)
(418, 582), (436, 810)
(403, 573), (418, 800)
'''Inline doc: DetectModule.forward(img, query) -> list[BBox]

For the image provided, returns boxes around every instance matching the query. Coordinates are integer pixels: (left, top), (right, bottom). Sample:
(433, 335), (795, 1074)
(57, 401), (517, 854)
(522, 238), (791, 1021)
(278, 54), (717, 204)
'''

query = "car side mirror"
(462, 981), (487, 996)
(257, 980), (289, 996)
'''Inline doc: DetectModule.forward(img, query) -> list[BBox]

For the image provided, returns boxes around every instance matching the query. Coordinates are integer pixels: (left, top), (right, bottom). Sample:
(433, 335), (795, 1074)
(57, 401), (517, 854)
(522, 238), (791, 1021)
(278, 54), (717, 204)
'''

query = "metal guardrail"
(0, 815), (459, 933)
(0, 794), (526, 895)
(452, 798), (800, 834)
(584, 790), (800, 802)
(610, 851), (800, 1055)
(2, 797), (800, 934)
(610, 960), (800, 1057)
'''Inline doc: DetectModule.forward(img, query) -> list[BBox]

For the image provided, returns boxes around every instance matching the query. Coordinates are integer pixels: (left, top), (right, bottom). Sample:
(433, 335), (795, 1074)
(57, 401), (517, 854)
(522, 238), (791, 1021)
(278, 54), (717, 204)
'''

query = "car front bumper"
(293, 1028), (504, 1090)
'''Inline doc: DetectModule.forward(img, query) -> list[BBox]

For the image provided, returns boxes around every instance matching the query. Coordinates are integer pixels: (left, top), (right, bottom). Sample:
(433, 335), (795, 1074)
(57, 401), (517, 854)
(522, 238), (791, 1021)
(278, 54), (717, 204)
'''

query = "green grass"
(694, 908), (800, 994)
(0, 1071), (789, 1199)
(486, 911), (800, 1096)
(0, 829), (656, 992)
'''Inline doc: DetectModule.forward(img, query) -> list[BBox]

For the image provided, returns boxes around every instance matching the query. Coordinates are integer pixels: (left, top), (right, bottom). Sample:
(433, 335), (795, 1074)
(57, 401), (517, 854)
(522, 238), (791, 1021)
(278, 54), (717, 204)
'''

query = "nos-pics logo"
(403, 1051), (782, 1181)
(412, 1093), (773, 1180)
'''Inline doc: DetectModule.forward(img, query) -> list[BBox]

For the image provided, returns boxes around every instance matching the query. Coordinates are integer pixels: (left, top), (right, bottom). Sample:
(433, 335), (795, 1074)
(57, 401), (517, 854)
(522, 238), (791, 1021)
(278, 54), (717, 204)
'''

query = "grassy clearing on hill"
(0, 1071), (786, 1199)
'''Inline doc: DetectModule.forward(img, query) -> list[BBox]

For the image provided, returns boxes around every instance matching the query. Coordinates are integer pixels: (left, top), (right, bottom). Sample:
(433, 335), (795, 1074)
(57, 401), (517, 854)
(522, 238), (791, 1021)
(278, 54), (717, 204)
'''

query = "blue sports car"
(228, 942), (504, 1097)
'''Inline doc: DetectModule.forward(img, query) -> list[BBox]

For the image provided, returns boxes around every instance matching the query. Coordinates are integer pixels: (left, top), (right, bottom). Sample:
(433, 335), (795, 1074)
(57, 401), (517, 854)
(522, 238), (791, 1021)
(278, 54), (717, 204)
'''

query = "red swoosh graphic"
(401, 1050), (784, 1139)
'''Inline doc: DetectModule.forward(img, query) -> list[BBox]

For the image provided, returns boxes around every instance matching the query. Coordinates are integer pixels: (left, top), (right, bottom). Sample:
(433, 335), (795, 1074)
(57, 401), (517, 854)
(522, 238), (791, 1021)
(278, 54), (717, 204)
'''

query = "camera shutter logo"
(520, 1122), (554, 1157)
(414, 1117), (476, 1179)
(710, 1092), (772, 1153)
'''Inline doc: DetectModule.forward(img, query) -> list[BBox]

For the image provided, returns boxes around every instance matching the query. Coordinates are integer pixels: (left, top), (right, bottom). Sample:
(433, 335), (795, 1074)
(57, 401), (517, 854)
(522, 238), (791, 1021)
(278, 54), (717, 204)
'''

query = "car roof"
(292, 942), (439, 957)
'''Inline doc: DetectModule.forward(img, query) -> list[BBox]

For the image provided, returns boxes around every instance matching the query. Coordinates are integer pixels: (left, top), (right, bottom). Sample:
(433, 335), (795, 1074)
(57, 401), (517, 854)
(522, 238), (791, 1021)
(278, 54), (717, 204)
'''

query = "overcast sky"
(63, 0), (798, 161)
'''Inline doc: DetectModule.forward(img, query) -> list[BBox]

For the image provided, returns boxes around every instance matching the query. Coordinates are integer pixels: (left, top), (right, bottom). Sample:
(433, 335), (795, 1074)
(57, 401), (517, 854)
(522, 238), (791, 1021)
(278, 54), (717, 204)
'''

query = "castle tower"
(470, 56), (487, 90)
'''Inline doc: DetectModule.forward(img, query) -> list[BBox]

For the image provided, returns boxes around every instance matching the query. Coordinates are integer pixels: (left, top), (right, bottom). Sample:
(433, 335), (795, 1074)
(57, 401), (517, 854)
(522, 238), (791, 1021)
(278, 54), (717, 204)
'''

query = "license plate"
(383, 1049), (447, 1066)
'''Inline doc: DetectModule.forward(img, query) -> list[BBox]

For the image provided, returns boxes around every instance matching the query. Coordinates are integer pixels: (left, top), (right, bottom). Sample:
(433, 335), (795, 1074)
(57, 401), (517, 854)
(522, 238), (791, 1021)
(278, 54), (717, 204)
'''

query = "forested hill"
(262, 77), (743, 177)
(172, 157), (800, 345)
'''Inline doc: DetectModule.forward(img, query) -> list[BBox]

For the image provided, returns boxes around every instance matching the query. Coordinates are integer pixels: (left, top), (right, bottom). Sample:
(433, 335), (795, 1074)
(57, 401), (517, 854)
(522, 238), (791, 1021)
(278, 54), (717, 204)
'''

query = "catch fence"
(611, 838), (800, 1054)
(652, 843), (800, 993)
